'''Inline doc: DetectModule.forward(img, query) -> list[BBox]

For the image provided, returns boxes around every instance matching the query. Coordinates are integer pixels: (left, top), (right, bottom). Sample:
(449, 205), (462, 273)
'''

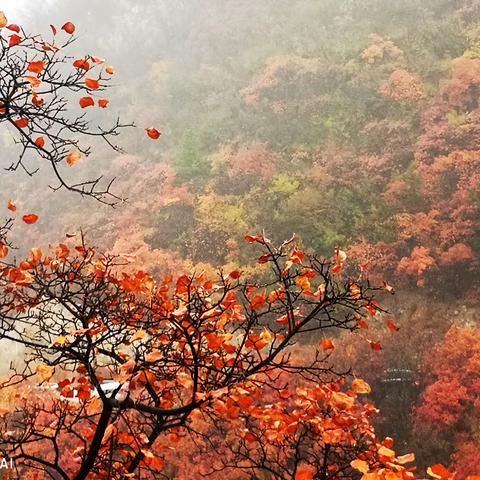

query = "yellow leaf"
(51, 336), (68, 347)
(130, 329), (148, 343)
(378, 445), (395, 458)
(352, 378), (371, 395)
(351, 459), (369, 474)
(36, 364), (53, 382)
(397, 453), (415, 464)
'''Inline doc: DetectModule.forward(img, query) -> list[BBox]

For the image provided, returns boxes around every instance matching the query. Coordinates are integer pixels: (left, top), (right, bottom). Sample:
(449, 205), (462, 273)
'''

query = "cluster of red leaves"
(414, 326), (480, 478)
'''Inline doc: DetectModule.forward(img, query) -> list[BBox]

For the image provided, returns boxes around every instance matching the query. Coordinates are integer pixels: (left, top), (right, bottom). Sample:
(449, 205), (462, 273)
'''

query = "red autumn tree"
(414, 325), (480, 478)
(0, 232), (410, 479)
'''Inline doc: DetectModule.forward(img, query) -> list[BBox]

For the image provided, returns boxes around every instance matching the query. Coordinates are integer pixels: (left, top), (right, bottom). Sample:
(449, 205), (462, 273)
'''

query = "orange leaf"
(79, 96), (94, 108)
(14, 118), (29, 129)
(0, 11), (7, 28)
(98, 99), (109, 108)
(351, 459), (369, 474)
(25, 76), (41, 88)
(105, 65), (115, 75)
(146, 350), (162, 363)
(9, 34), (21, 47)
(0, 244), (8, 259)
(7, 200), (16, 212)
(61, 22), (75, 34)
(85, 78), (100, 90)
(321, 338), (334, 351)
(27, 61), (45, 74)
(250, 294), (266, 310)
(427, 465), (454, 480)
(35, 136), (45, 148)
(130, 329), (148, 343)
(66, 151), (81, 166)
(295, 464), (316, 480)
(146, 127), (161, 140)
(22, 214), (39, 224)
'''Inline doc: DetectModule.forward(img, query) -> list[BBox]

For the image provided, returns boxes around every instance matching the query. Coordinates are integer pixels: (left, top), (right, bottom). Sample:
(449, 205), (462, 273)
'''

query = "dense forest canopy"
(0, 0), (479, 478)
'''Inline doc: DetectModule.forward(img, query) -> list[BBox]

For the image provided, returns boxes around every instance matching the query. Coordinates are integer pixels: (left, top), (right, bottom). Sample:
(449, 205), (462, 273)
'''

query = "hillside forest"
(0, 1), (479, 479)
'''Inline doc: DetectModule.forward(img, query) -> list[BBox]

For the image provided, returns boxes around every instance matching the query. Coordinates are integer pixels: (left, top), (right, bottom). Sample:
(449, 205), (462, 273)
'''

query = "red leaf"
(50, 24), (57, 35)
(73, 58), (90, 71)
(146, 127), (161, 140)
(79, 96), (94, 108)
(369, 340), (382, 351)
(387, 319), (400, 332)
(35, 136), (45, 148)
(257, 254), (272, 264)
(14, 118), (29, 129)
(27, 61), (45, 74)
(244, 234), (268, 244)
(357, 318), (369, 329)
(6, 24), (20, 33)
(9, 34), (21, 47)
(7, 200), (16, 212)
(61, 22), (75, 34)
(23, 214), (39, 225)
(98, 99), (109, 108)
